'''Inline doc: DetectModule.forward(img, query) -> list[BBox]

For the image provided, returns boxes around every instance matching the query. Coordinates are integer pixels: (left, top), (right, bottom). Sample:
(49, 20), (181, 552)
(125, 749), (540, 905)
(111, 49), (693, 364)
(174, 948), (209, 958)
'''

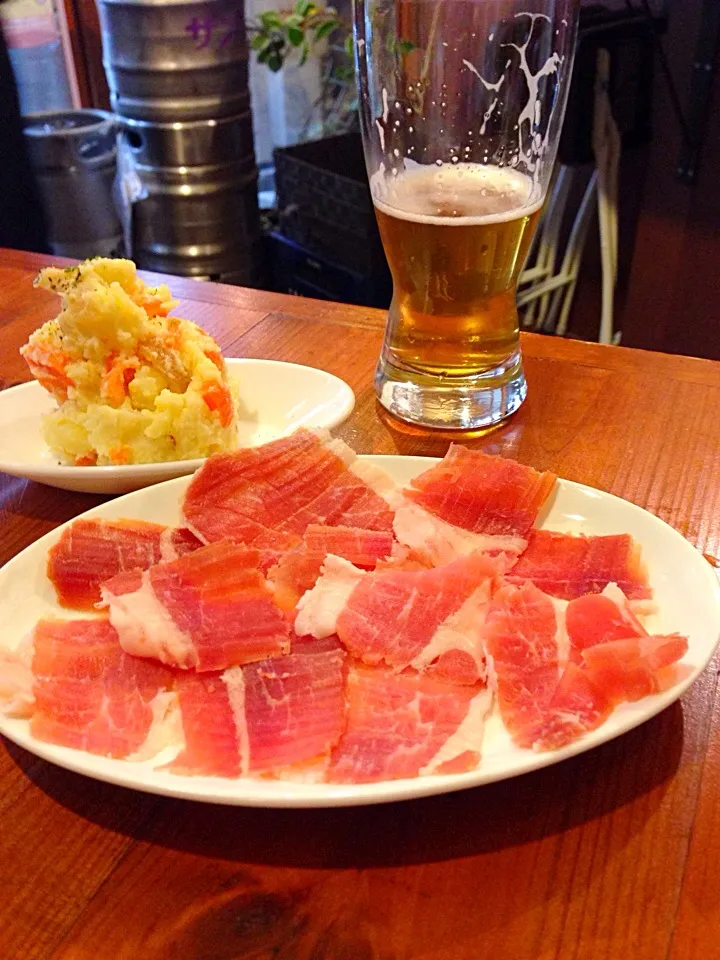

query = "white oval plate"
(0, 358), (355, 494)
(1, 455), (719, 807)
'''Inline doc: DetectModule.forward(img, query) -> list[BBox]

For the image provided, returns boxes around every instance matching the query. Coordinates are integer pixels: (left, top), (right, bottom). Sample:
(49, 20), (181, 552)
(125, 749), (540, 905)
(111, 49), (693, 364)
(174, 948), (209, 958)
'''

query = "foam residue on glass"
(367, 5), (576, 211)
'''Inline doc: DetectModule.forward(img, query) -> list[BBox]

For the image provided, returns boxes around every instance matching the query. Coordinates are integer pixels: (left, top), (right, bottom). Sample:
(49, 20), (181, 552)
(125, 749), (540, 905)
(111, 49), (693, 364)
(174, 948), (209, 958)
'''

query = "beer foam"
(371, 162), (542, 226)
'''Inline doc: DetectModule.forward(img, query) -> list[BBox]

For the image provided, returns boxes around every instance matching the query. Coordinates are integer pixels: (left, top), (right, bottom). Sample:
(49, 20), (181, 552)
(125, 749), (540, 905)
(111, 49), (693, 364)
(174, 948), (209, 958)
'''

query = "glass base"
(375, 349), (527, 430)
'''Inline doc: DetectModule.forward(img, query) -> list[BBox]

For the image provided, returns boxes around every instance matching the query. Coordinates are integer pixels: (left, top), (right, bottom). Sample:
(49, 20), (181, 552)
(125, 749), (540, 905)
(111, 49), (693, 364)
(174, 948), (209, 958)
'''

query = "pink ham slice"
(29, 618), (176, 759)
(532, 634), (688, 750)
(181, 429), (395, 551)
(47, 518), (202, 611)
(406, 445), (557, 537)
(268, 525), (395, 610)
(393, 499), (528, 568)
(483, 581), (563, 748)
(170, 636), (347, 777)
(328, 664), (492, 783)
(565, 585), (646, 658)
(296, 552), (503, 684)
(508, 529), (651, 600)
(102, 541), (291, 672)
(485, 581), (688, 750)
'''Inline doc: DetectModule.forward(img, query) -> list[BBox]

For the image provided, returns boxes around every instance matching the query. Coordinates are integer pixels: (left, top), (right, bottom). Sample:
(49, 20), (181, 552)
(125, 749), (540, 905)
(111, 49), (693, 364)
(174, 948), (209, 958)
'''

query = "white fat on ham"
(222, 666), (250, 776)
(323, 434), (356, 467)
(128, 691), (183, 761)
(294, 555), (366, 639)
(158, 528), (179, 563)
(349, 459), (398, 504)
(601, 582), (650, 625)
(0, 633), (35, 717)
(550, 595), (570, 669)
(409, 584), (492, 680)
(393, 499), (526, 567)
(420, 686), (493, 775)
(103, 571), (196, 668)
(323, 436), (398, 504)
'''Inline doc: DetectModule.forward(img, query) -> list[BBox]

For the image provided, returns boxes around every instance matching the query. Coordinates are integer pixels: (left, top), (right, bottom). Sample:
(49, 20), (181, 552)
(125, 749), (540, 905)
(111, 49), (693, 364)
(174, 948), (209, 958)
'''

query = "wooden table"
(2, 246), (720, 960)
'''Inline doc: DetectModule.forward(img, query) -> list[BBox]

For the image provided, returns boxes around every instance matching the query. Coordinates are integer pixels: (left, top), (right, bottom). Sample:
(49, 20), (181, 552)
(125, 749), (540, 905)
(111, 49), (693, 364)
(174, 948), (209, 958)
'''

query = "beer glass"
(354, 0), (578, 428)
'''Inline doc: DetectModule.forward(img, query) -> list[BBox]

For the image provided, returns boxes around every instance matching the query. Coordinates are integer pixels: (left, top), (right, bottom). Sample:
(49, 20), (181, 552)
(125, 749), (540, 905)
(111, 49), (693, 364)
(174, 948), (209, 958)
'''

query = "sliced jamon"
(485, 582), (688, 751)
(28, 618), (176, 759)
(508, 529), (651, 599)
(170, 636), (347, 777)
(296, 552), (502, 684)
(328, 664), (491, 783)
(581, 634), (689, 702)
(47, 518), (202, 610)
(566, 583), (646, 658)
(102, 541), (291, 671)
(406, 445), (556, 537)
(483, 581), (563, 748)
(530, 662), (613, 751)
(532, 634), (688, 750)
(182, 429), (395, 549)
(268, 525), (395, 609)
(393, 498), (527, 567)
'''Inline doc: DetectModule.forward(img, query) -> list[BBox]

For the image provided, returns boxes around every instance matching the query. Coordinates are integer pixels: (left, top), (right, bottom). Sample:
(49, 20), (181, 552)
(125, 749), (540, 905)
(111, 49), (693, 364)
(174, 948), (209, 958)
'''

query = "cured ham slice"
(328, 664), (492, 783)
(406, 445), (556, 537)
(28, 618), (176, 759)
(102, 541), (290, 671)
(170, 637), (347, 777)
(182, 429), (395, 549)
(485, 582), (688, 750)
(566, 584), (646, 658)
(483, 581), (563, 747)
(268, 525), (395, 609)
(508, 530), (651, 600)
(393, 498), (526, 567)
(47, 519), (201, 610)
(581, 634), (688, 702)
(296, 552), (502, 684)
(532, 634), (688, 750)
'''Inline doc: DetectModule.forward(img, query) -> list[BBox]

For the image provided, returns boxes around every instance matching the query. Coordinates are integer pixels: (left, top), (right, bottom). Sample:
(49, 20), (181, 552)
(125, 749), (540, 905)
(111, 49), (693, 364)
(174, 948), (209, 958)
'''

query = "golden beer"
(372, 164), (541, 379)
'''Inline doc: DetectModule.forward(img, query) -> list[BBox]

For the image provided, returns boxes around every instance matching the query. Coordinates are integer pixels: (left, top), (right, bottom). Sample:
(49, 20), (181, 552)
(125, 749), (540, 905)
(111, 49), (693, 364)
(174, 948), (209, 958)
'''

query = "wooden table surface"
(2, 246), (720, 960)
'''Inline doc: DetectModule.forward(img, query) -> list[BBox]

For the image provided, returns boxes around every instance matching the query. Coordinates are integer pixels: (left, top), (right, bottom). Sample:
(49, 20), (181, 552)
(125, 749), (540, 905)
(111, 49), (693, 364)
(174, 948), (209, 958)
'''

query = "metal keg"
(131, 161), (261, 278)
(97, 0), (250, 122)
(23, 110), (123, 258)
(119, 111), (255, 168)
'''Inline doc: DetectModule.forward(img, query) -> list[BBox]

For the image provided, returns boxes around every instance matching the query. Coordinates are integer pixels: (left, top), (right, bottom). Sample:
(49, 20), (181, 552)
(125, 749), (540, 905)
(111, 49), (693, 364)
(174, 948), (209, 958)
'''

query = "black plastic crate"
(270, 231), (391, 309)
(273, 134), (389, 277)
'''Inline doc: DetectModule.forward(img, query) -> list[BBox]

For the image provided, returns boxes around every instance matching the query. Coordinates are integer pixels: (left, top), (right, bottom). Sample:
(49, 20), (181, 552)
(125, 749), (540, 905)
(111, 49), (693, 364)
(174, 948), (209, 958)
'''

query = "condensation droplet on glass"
(408, 126), (414, 133)
(435, 159), (443, 166)
(393, 148), (400, 157)
(394, 101), (401, 109)
(451, 156), (459, 164)
(405, 107), (413, 115)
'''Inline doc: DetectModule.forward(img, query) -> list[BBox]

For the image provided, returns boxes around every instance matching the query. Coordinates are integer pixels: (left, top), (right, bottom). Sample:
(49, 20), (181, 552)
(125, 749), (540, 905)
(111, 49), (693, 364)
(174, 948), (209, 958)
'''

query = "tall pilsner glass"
(354, 0), (578, 428)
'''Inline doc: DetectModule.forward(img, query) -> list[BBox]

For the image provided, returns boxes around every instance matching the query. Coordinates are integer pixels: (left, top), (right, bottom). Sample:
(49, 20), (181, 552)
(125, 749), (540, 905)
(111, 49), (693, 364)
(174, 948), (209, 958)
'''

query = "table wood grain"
(1, 247), (719, 960)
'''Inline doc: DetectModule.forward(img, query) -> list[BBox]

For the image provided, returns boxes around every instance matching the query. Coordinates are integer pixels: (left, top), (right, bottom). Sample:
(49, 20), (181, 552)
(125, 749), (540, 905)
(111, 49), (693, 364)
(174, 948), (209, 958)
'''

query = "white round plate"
(0, 456), (718, 807)
(0, 358), (355, 494)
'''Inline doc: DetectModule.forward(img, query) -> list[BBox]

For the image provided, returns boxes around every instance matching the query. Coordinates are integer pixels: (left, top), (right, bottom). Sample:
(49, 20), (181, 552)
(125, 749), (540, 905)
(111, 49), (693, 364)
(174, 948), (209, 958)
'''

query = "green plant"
(248, 0), (343, 72)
